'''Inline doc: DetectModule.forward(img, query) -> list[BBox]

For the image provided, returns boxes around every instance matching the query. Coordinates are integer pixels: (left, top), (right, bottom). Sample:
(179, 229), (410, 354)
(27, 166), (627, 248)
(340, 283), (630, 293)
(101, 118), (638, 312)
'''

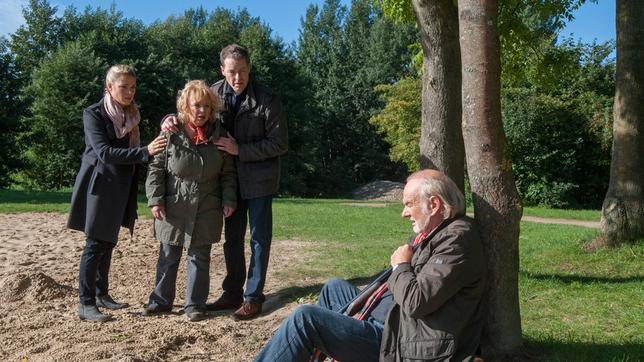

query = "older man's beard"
(412, 212), (431, 234)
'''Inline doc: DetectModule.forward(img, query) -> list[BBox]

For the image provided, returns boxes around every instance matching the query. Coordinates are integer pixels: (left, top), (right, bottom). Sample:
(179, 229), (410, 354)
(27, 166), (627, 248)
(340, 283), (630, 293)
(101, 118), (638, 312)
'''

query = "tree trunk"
(598, 0), (644, 246)
(411, 0), (465, 193)
(457, 0), (523, 357)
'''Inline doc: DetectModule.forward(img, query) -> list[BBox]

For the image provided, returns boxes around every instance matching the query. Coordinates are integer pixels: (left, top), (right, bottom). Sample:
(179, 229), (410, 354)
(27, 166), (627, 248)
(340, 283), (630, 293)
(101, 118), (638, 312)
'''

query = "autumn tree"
(458, 0), (523, 357)
(598, 0), (644, 246)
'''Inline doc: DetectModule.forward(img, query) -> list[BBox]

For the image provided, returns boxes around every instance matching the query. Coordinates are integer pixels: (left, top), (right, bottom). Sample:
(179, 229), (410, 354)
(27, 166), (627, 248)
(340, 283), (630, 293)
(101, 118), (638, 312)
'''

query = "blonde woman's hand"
(151, 205), (166, 220)
(223, 205), (235, 218)
(161, 115), (180, 133)
(147, 135), (167, 156)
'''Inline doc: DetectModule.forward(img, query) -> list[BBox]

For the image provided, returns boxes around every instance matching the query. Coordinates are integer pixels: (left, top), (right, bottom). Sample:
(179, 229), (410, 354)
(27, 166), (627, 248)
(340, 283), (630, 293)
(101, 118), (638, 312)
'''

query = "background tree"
(369, 77), (421, 171)
(9, 0), (63, 85)
(458, 0), (523, 357)
(20, 41), (105, 189)
(411, 0), (464, 192)
(297, 0), (416, 195)
(0, 39), (22, 187)
(598, 0), (644, 246)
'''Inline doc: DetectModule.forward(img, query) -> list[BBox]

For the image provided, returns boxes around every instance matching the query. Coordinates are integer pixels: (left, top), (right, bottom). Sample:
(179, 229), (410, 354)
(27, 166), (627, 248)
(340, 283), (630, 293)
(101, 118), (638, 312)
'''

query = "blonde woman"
(68, 64), (167, 322)
(144, 80), (237, 322)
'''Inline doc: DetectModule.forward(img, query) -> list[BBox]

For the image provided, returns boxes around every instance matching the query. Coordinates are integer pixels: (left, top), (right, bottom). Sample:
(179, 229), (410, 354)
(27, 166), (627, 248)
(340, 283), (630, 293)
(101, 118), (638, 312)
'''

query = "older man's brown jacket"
(380, 216), (487, 362)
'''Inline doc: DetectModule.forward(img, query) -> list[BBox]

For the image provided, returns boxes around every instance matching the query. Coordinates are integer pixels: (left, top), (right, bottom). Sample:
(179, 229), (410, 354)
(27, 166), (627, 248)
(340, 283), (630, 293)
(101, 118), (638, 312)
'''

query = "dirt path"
(521, 215), (599, 229)
(0, 213), (322, 361)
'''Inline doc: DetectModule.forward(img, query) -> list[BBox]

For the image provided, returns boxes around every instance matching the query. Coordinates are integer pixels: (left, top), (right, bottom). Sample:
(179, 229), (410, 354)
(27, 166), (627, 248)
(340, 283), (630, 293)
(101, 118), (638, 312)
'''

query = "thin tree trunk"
(598, 0), (644, 246)
(458, 0), (523, 357)
(411, 0), (465, 193)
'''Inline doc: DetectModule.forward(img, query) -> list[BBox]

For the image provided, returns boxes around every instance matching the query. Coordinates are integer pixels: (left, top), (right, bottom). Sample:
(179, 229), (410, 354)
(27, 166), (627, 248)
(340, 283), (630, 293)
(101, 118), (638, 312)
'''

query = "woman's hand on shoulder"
(147, 135), (167, 156)
(161, 114), (180, 133)
(223, 205), (235, 218)
(151, 205), (166, 220)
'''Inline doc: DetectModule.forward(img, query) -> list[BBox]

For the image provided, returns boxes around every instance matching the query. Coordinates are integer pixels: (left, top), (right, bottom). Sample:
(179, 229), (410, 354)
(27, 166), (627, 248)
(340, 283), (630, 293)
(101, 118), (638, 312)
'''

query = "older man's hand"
(390, 244), (413, 267)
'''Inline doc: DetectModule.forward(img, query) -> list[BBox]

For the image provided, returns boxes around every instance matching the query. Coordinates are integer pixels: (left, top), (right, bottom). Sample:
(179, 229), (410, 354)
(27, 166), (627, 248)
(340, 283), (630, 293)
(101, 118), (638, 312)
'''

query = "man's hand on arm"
(390, 244), (413, 267)
(214, 132), (239, 155)
(160, 115), (180, 133)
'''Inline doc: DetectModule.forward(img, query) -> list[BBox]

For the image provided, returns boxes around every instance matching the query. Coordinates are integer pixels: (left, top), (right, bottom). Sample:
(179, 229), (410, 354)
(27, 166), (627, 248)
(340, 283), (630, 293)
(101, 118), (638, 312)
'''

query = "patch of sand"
(0, 213), (322, 361)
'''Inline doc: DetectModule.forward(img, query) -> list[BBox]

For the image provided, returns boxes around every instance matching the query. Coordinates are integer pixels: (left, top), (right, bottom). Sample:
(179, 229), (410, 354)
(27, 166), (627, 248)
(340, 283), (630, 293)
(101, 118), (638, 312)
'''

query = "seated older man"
(254, 169), (487, 362)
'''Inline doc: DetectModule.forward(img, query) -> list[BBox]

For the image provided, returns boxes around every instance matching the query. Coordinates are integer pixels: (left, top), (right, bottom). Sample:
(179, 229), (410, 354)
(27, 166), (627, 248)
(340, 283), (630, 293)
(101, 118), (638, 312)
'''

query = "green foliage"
(0, 39), (22, 188)
(9, 0), (64, 84)
(7, 1), (314, 194)
(20, 41), (105, 189)
(297, 0), (417, 196)
(369, 77), (421, 171)
(376, 0), (414, 23)
(503, 41), (614, 208)
(371, 2), (614, 208)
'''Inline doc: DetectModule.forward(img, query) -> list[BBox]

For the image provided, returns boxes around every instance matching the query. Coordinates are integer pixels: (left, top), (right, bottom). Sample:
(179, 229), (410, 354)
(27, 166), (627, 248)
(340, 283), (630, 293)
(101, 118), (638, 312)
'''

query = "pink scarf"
(103, 91), (141, 148)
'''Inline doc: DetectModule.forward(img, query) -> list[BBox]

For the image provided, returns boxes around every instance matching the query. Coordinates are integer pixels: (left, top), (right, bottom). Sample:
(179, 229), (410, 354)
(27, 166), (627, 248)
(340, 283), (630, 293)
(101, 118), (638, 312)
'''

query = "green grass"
(522, 206), (600, 221)
(0, 189), (72, 213)
(0, 190), (641, 360)
(518, 222), (643, 361)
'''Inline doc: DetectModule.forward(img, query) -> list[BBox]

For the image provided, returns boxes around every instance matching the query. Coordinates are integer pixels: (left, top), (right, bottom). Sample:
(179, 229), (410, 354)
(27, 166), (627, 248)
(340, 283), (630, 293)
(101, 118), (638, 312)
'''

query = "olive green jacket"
(145, 123), (236, 248)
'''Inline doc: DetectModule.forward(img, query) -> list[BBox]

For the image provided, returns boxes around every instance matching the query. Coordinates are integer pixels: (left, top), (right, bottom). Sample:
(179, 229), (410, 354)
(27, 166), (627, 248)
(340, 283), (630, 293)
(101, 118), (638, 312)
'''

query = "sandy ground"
(0, 213), (323, 362)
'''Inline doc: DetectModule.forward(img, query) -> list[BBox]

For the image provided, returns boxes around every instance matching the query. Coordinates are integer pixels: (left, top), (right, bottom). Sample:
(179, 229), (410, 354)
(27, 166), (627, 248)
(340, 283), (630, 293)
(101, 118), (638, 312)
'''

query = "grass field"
(0, 190), (642, 360)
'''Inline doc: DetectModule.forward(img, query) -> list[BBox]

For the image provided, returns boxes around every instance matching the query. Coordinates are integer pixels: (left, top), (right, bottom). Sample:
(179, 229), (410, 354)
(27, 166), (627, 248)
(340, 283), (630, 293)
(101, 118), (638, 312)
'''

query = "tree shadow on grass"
(263, 271), (384, 313)
(520, 271), (644, 284)
(520, 339), (643, 361)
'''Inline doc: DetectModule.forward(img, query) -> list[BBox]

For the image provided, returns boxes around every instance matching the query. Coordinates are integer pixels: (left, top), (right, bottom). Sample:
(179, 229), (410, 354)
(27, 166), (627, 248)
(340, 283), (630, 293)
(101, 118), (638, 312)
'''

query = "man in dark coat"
(254, 170), (487, 362)
(162, 44), (288, 320)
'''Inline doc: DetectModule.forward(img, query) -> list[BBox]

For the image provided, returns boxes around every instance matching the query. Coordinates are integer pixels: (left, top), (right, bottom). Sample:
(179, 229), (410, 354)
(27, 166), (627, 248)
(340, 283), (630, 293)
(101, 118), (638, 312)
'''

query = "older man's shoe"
(206, 295), (242, 311)
(141, 303), (173, 316)
(232, 301), (262, 320)
(185, 306), (207, 322)
(78, 304), (111, 322)
(96, 294), (129, 310)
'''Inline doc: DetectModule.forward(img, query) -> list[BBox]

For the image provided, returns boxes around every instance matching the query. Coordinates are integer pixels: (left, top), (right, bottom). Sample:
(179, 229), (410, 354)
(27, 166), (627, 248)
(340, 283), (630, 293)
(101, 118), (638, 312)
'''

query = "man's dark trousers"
(222, 192), (273, 303)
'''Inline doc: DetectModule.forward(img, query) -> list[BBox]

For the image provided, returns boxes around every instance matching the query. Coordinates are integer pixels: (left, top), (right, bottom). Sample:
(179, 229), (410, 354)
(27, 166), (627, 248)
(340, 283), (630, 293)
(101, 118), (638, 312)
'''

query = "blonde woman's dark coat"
(68, 99), (150, 243)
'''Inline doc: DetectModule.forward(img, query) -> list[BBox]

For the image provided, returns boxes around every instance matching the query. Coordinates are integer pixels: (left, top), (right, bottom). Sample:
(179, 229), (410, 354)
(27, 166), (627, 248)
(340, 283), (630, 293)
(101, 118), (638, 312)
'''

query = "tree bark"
(411, 0), (465, 193)
(457, 0), (523, 357)
(598, 0), (644, 246)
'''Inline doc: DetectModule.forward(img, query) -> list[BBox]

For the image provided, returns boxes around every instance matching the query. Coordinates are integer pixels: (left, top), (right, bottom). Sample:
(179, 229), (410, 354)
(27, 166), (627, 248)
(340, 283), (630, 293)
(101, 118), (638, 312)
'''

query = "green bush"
(502, 87), (611, 208)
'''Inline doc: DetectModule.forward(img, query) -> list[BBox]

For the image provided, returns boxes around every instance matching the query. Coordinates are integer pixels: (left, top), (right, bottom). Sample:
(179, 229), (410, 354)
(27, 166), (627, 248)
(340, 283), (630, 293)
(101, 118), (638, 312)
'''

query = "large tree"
(458, 0), (523, 357)
(411, 0), (464, 192)
(598, 0), (644, 245)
